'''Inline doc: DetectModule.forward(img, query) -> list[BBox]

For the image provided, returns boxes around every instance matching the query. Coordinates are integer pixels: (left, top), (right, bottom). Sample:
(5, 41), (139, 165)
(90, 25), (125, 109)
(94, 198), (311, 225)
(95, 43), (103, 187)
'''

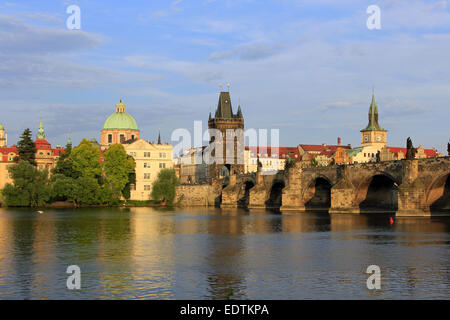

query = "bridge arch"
(356, 172), (400, 214)
(266, 179), (285, 211)
(427, 173), (450, 213)
(302, 176), (333, 212)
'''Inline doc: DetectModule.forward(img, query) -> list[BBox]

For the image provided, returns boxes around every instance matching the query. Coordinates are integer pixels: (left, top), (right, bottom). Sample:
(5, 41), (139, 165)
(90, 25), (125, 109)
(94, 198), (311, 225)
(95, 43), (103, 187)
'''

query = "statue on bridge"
(447, 139), (450, 156)
(406, 137), (415, 160)
(376, 150), (381, 163)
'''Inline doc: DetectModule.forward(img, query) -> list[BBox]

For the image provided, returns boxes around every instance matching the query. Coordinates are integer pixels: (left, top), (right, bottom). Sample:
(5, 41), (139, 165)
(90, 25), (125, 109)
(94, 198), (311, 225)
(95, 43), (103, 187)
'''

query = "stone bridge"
(218, 157), (450, 216)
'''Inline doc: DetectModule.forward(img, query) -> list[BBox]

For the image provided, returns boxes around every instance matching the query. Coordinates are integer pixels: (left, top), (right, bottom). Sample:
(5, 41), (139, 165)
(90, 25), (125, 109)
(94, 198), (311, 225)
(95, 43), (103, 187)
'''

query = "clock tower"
(360, 92), (387, 148)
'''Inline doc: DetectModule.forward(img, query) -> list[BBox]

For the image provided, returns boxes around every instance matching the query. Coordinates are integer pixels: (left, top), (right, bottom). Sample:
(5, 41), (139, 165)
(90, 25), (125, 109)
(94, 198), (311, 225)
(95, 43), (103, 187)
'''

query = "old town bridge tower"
(208, 90), (244, 179)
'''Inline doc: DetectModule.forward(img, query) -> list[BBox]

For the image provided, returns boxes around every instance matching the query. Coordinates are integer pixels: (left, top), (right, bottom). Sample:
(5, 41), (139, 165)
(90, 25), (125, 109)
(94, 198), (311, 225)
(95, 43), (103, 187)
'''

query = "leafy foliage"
(151, 169), (179, 205)
(284, 156), (296, 170)
(2, 161), (50, 207)
(69, 139), (102, 180)
(103, 144), (135, 200)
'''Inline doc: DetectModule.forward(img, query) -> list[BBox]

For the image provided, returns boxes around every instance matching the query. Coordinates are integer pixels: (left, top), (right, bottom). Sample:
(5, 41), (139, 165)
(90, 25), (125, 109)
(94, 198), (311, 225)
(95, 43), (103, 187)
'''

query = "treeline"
(2, 129), (135, 207)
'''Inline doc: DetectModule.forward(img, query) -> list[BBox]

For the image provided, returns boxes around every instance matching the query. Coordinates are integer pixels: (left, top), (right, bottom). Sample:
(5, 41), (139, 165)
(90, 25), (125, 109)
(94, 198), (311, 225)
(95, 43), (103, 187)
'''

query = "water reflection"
(0, 208), (449, 299)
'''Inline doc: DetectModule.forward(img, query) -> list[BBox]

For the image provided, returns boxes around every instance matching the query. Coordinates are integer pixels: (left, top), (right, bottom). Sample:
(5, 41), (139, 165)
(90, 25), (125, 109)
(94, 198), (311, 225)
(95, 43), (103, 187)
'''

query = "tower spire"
(158, 129), (161, 145)
(37, 118), (46, 140)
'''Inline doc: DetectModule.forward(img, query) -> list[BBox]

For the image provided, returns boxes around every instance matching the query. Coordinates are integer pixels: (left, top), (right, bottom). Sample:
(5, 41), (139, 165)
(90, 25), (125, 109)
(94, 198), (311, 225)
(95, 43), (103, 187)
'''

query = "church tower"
(0, 123), (7, 147)
(208, 90), (244, 179)
(360, 92), (387, 148)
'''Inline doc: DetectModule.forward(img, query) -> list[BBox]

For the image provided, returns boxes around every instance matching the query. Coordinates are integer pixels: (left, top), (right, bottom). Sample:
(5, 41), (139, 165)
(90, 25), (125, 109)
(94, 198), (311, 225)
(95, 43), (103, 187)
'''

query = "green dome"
(102, 100), (139, 131)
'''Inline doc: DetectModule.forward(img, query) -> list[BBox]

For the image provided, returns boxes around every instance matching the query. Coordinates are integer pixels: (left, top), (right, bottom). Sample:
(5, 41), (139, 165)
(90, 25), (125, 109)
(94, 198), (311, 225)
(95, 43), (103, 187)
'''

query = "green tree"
(284, 156), (296, 170)
(69, 139), (102, 180)
(2, 161), (50, 207)
(122, 168), (136, 201)
(16, 129), (37, 165)
(310, 157), (319, 167)
(50, 174), (76, 203)
(103, 144), (135, 200)
(72, 176), (104, 205)
(52, 141), (79, 179)
(151, 169), (179, 205)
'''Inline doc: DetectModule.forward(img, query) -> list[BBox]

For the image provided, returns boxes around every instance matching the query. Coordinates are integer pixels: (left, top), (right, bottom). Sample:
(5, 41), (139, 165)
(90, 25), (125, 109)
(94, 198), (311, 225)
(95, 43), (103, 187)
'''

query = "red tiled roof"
(245, 146), (300, 161)
(388, 147), (438, 158)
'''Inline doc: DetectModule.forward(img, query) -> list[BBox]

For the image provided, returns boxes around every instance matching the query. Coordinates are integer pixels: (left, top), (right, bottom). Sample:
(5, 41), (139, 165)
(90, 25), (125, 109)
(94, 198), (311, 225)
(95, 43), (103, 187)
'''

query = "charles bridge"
(176, 156), (450, 216)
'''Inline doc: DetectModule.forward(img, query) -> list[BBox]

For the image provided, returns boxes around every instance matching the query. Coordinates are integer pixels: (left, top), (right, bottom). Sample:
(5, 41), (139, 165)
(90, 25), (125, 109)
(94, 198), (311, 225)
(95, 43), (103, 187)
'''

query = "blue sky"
(0, 0), (449, 152)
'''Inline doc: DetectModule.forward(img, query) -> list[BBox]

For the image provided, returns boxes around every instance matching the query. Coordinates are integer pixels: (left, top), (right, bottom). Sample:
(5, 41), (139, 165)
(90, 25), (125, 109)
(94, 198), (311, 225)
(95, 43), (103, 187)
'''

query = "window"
(144, 173), (151, 180)
(159, 152), (166, 158)
(108, 134), (112, 143)
(120, 134), (125, 142)
(130, 184), (136, 191)
(159, 163), (166, 169)
(144, 152), (151, 157)
(144, 185), (151, 191)
(144, 163), (150, 168)
(129, 152), (136, 157)
(131, 135), (135, 140)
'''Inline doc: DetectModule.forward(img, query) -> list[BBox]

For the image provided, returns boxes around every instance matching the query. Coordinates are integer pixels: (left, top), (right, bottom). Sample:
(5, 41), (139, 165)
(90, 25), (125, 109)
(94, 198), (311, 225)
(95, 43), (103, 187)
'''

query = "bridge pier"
(396, 159), (430, 216)
(248, 170), (267, 210)
(280, 164), (306, 213)
(329, 178), (361, 214)
(221, 175), (240, 208)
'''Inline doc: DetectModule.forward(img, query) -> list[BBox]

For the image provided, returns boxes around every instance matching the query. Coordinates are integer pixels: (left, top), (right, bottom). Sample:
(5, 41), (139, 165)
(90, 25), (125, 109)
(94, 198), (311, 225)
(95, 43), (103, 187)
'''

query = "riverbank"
(0, 200), (174, 209)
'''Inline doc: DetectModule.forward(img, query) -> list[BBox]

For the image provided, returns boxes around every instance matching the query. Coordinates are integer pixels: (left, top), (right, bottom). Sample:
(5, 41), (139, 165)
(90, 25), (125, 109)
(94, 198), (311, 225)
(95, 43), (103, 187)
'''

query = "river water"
(0, 207), (448, 300)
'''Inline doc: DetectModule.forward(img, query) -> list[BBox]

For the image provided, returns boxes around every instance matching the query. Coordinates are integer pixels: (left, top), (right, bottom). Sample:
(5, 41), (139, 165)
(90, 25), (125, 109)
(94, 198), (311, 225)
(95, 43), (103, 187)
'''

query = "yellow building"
(123, 137), (173, 201)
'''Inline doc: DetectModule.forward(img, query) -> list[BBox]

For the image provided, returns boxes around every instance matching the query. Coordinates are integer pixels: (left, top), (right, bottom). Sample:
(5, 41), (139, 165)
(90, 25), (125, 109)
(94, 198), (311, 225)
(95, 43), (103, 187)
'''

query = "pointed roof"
(37, 120), (46, 140)
(214, 91), (234, 119)
(361, 92), (386, 132)
(158, 129), (161, 145)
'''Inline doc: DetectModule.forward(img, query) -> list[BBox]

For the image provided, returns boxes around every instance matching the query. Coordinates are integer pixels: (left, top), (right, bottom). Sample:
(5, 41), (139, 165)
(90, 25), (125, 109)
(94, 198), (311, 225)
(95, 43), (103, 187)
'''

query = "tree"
(284, 156), (296, 170)
(50, 174), (76, 203)
(103, 144), (135, 200)
(52, 141), (79, 179)
(310, 157), (319, 167)
(16, 129), (37, 165)
(151, 169), (179, 205)
(2, 161), (50, 207)
(69, 139), (102, 180)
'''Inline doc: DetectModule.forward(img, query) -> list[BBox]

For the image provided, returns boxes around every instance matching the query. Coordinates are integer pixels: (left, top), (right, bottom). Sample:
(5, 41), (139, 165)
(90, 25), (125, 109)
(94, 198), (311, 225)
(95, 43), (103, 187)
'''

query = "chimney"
(337, 137), (341, 145)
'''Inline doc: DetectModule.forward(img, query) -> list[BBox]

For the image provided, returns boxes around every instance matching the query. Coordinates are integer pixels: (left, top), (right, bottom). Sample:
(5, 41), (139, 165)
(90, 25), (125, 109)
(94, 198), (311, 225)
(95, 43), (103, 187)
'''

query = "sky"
(0, 0), (449, 153)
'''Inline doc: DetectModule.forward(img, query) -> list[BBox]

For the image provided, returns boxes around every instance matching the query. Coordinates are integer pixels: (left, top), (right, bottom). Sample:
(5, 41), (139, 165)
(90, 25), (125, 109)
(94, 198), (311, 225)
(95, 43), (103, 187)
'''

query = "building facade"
(244, 146), (300, 174)
(101, 100), (140, 150)
(123, 138), (173, 201)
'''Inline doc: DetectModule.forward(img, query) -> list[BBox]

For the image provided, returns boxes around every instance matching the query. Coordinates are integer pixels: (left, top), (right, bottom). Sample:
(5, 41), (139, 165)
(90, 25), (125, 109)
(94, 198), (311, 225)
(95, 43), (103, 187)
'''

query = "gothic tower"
(208, 91), (244, 179)
(360, 92), (387, 148)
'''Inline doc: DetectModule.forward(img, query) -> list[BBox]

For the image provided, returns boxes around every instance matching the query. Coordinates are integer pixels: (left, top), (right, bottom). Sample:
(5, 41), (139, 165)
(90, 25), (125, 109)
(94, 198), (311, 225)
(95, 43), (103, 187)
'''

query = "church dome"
(102, 100), (139, 131)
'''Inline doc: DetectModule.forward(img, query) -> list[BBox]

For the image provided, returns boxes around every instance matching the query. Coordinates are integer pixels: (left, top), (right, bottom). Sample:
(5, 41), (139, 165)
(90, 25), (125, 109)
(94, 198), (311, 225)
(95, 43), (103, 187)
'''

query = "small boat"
(37, 210), (44, 214)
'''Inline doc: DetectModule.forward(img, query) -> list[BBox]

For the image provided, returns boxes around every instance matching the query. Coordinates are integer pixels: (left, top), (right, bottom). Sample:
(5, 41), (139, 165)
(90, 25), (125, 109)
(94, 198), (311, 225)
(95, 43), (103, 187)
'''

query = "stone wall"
(175, 184), (221, 207)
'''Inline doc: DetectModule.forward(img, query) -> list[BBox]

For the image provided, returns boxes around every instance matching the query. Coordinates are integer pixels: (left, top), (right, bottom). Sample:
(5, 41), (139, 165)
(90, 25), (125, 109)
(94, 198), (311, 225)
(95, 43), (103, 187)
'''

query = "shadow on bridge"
(304, 178), (332, 213)
(265, 180), (285, 213)
(238, 181), (255, 208)
(358, 174), (398, 215)
(429, 174), (450, 214)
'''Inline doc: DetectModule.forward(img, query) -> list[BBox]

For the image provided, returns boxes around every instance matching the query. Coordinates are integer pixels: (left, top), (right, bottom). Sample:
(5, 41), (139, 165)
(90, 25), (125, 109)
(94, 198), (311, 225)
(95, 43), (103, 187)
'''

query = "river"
(0, 207), (449, 299)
